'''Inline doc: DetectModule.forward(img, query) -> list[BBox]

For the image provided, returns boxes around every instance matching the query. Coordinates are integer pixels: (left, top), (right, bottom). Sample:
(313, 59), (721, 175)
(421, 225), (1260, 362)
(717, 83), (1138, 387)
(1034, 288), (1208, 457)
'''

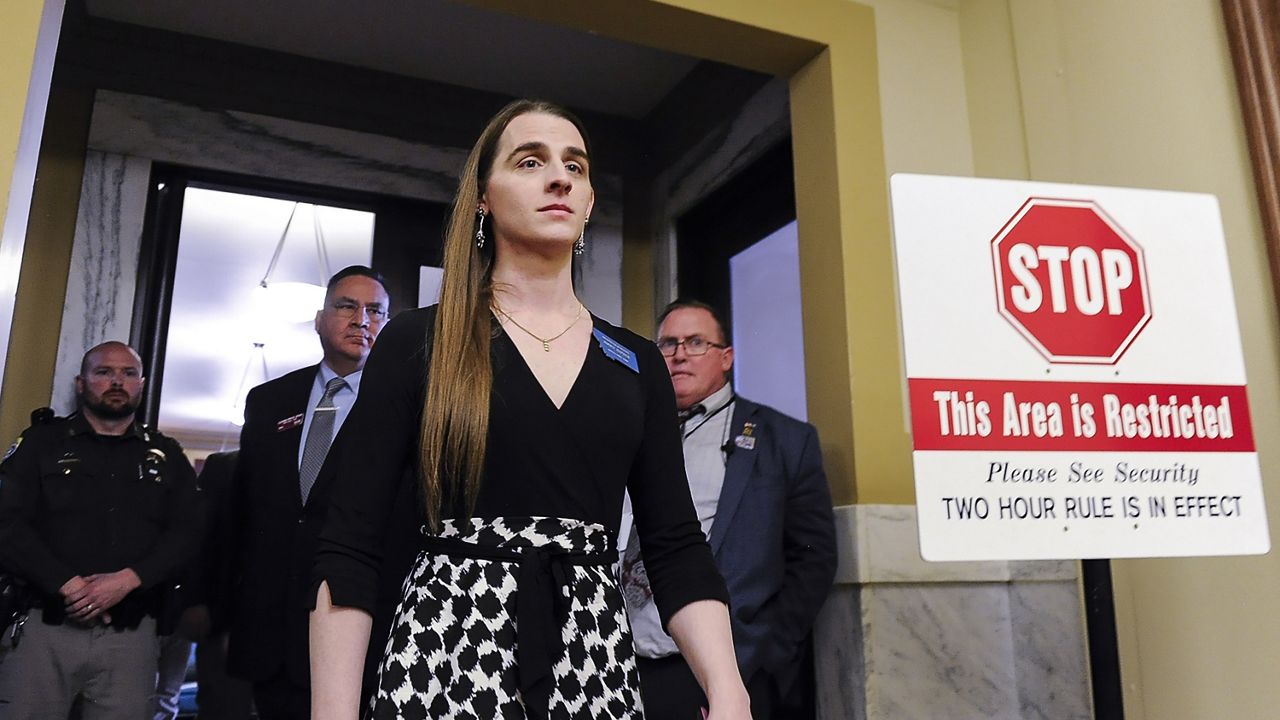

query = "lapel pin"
(276, 414), (304, 432)
(734, 435), (755, 450)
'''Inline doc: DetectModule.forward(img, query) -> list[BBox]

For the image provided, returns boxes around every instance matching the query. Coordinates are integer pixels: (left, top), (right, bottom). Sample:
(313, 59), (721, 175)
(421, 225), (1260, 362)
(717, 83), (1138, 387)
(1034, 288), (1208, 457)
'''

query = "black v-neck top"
(313, 305), (728, 627)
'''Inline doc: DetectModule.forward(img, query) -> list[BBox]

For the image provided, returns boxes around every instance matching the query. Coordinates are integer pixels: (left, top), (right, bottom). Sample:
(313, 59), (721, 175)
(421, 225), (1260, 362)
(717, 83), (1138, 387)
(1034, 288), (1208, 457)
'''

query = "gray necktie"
(299, 377), (347, 505)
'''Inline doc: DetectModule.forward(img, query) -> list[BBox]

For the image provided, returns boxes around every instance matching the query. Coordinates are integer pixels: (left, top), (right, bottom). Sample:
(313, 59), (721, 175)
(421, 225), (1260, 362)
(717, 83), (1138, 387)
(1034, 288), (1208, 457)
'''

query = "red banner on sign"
(908, 378), (1255, 452)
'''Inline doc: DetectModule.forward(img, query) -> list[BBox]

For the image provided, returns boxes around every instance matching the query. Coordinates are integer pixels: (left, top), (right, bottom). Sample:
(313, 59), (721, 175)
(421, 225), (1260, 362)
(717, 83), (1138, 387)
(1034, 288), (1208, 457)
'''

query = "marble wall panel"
(838, 503), (1012, 584)
(82, 90), (624, 325)
(1010, 581), (1092, 719)
(862, 583), (1020, 719)
(51, 151), (151, 414)
(815, 505), (1093, 719)
(815, 586), (868, 720)
(88, 90), (465, 205)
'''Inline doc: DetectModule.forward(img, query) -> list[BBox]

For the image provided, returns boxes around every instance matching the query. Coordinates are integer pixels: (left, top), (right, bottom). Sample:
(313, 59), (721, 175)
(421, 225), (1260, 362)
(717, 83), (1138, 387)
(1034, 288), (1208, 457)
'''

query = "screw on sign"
(991, 198), (1152, 364)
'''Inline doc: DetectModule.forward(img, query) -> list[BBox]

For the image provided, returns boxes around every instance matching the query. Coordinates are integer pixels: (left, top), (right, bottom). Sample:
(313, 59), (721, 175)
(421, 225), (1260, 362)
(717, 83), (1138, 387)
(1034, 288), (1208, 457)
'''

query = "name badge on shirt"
(276, 413), (304, 432)
(592, 328), (639, 373)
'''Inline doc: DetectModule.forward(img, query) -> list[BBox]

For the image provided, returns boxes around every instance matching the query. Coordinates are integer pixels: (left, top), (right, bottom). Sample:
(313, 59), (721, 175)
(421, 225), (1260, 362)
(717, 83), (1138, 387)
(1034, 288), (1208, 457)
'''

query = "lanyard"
(683, 395), (736, 441)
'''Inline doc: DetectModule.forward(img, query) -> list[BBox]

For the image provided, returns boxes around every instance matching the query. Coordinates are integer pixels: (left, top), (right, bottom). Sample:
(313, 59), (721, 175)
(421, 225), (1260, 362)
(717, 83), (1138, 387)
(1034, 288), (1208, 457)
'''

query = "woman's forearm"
(310, 581), (373, 720)
(666, 599), (751, 717)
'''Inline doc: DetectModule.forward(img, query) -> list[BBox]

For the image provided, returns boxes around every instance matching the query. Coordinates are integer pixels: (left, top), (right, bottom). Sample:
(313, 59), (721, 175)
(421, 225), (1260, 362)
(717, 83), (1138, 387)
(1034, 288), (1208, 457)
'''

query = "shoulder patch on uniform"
(2, 436), (21, 462)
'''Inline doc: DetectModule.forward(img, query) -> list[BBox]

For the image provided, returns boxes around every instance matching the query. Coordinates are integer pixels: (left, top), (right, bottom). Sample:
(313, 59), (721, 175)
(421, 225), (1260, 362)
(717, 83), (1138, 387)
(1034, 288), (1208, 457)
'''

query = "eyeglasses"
(331, 301), (388, 323)
(656, 336), (728, 357)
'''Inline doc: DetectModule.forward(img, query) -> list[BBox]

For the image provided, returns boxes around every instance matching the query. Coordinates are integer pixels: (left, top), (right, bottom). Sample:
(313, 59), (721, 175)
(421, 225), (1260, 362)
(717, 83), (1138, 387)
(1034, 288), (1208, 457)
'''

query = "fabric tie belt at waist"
(420, 534), (614, 720)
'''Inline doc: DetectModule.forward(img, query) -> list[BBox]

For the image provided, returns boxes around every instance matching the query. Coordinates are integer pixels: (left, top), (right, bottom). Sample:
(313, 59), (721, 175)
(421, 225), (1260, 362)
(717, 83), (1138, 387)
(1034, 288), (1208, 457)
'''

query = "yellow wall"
(0, 0), (49, 422)
(0, 1), (45, 236)
(0, 85), (92, 444)
(959, 0), (1280, 716)
(614, 0), (1280, 713)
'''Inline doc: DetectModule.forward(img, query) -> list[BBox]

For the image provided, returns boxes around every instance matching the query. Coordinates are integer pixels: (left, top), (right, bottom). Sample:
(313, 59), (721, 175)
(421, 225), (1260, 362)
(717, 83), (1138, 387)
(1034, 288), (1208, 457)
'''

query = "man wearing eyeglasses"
(623, 299), (837, 720)
(219, 266), (391, 720)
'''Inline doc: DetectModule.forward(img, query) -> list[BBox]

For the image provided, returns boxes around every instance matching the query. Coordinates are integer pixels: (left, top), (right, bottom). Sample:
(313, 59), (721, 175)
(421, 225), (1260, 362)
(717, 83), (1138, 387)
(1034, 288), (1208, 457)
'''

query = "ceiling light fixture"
(258, 202), (332, 323)
(224, 342), (268, 448)
(227, 203), (334, 439)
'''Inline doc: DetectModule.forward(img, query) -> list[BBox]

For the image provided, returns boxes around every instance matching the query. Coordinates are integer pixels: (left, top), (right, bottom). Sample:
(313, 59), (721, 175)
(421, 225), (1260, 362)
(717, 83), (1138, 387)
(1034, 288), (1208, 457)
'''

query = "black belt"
(420, 535), (614, 720)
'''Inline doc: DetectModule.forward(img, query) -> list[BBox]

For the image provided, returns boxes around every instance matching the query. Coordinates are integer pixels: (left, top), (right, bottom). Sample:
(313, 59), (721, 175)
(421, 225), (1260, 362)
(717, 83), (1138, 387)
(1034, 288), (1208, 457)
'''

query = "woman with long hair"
(309, 99), (750, 719)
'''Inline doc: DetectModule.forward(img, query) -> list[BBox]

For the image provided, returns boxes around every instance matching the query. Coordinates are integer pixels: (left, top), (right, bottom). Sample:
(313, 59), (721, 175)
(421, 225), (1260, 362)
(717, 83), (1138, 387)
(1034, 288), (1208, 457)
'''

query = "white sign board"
(890, 174), (1269, 561)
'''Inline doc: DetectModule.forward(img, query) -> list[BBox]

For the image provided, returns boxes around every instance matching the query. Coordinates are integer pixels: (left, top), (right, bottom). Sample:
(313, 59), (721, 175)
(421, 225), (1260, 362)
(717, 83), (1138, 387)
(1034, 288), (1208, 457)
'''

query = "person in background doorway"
(220, 266), (392, 720)
(0, 341), (202, 720)
(186, 450), (255, 720)
(623, 299), (838, 720)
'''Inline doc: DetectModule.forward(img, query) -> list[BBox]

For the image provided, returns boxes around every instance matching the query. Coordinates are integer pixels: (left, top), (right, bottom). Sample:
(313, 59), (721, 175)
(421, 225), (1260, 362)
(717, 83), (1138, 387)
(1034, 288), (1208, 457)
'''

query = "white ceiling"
(83, 0), (700, 119)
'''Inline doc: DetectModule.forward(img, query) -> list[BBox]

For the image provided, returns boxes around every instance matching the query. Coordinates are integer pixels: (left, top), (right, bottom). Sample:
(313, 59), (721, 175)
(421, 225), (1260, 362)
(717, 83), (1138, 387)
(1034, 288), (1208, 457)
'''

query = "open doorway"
(130, 164), (446, 454)
(675, 141), (803, 418)
(162, 187), (375, 451)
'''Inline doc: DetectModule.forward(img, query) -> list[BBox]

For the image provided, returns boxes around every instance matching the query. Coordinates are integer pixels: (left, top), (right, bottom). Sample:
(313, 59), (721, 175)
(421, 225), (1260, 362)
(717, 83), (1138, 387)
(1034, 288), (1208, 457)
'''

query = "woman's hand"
(705, 687), (752, 719)
(666, 599), (752, 719)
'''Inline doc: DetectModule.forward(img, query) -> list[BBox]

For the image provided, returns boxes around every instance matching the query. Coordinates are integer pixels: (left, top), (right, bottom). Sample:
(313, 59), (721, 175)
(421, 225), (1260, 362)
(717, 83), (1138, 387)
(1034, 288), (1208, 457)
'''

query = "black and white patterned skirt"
(368, 516), (645, 720)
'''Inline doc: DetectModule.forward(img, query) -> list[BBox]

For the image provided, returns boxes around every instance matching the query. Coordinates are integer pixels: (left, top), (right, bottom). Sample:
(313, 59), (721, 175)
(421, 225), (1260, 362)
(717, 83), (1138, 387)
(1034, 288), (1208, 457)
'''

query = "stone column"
(815, 505), (1092, 720)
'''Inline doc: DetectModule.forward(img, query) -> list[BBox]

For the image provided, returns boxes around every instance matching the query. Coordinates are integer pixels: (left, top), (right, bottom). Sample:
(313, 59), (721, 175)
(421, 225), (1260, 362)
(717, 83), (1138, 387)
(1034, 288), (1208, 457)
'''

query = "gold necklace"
(494, 302), (584, 352)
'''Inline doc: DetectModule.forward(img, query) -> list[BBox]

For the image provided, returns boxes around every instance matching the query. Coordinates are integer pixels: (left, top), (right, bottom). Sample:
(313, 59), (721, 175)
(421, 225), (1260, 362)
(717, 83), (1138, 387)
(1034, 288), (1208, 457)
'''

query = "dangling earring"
(475, 208), (486, 249)
(574, 218), (588, 256)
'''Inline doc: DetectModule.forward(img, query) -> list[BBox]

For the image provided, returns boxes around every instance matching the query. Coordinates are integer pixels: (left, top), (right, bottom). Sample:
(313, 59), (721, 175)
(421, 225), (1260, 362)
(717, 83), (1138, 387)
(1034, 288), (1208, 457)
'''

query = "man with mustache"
(220, 266), (390, 720)
(0, 341), (201, 718)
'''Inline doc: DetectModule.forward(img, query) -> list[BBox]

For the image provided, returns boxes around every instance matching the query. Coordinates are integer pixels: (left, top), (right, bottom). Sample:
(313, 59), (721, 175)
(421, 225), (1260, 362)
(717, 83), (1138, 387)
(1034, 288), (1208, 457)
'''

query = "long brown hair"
(419, 99), (593, 531)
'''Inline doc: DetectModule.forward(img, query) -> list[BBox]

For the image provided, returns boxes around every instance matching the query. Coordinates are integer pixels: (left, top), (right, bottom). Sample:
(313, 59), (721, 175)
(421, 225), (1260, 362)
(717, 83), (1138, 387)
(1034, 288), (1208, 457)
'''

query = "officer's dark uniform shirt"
(0, 412), (201, 628)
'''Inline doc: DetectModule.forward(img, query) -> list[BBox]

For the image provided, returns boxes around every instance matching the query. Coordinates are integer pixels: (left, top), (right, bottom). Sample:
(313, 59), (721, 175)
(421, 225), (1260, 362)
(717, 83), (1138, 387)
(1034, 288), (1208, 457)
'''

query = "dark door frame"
(674, 139), (795, 337)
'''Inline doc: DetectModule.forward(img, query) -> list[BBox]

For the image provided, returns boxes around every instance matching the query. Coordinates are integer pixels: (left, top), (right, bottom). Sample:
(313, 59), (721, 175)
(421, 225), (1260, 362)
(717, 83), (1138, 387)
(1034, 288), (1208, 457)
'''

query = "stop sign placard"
(891, 174), (1268, 561)
(991, 198), (1152, 364)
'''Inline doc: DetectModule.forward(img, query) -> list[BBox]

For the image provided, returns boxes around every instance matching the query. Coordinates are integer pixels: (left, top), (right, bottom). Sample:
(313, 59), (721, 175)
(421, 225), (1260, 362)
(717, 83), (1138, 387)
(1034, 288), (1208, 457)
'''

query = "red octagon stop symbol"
(991, 198), (1152, 364)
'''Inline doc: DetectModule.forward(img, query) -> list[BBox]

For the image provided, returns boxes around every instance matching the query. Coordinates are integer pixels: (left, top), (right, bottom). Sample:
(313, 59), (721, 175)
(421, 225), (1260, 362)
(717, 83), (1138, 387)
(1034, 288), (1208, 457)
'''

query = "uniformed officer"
(0, 341), (202, 719)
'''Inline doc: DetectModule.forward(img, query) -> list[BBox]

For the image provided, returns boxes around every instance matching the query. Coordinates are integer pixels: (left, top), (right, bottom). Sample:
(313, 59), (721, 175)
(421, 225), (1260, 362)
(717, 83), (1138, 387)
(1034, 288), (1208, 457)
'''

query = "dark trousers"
(251, 672), (309, 720)
(195, 633), (254, 720)
(637, 655), (706, 720)
(636, 654), (782, 720)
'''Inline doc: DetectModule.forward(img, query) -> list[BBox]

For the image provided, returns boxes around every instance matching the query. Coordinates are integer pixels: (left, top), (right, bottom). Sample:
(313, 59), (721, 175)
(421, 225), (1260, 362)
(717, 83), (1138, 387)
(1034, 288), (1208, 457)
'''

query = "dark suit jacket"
(224, 365), (319, 685)
(194, 450), (238, 632)
(707, 396), (837, 691)
(222, 365), (423, 693)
